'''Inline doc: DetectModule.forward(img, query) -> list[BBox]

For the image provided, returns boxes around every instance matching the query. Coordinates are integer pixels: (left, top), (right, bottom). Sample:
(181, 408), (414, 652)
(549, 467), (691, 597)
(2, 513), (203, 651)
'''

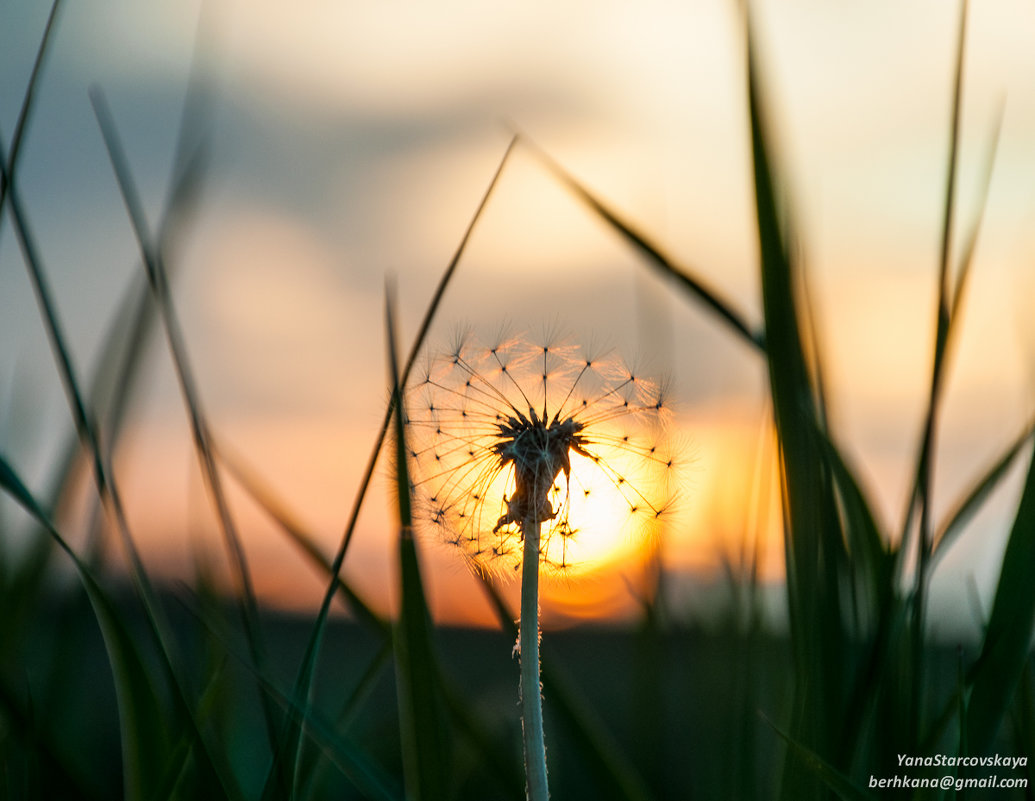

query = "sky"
(2, 0), (1035, 632)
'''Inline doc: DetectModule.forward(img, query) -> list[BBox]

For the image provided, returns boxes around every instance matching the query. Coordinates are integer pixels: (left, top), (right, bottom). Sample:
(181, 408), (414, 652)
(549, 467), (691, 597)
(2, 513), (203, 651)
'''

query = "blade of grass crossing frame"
(522, 135), (765, 352)
(90, 90), (284, 769)
(176, 591), (404, 801)
(762, 716), (873, 801)
(263, 138), (517, 799)
(932, 419), (1035, 568)
(1, 123), (245, 801)
(218, 442), (525, 797)
(745, 12), (853, 796)
(386, 287), (452, 801)
(0, 0), (63, 215)
(0, 454), (170, 801)
(966, 444), (1035, 753)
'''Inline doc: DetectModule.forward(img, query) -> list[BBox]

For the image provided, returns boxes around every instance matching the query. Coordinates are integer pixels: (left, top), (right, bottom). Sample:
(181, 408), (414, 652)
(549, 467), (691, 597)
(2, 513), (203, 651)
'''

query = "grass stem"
(520, 515), (549, 801)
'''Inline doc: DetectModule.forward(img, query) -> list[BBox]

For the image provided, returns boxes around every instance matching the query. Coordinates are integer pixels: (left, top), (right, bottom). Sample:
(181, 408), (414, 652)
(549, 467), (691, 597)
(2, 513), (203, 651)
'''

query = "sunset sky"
(2, 0), (1035, 631)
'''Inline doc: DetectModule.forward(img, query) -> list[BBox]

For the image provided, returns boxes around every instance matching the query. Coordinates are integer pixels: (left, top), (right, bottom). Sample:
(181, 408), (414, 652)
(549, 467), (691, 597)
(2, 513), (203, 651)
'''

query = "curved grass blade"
(931, 418), (1035, 569)
(175, 591), (404, 801)
(965, 444), (1035, 753)
(387, 286), (452, 801)
(90, 89), (283, 771)
(0, 0), (63, 216)
(0, 454), (170, 801)
(761, 714), (873, 801)
(264, 137), (518, 799)
(217, 442), (523, 798)
(521, 135), (765, 352)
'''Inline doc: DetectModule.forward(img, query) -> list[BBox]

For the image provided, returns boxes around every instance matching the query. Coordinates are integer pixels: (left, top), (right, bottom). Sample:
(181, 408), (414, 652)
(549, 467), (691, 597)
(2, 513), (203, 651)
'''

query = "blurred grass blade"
(267, 137), (517, 799)
(216, 441), (388, 635)
(477, 576), (657, 801)
(90, 88), (283, 765)
(744, 9), (859, 796)
(177, 592), (404, 801)
(932, 418), (1035, 567)
(0, 453), (169, 801)
(0, 0), (63, 215)
(966, 443), (1035, 753)
(522, 135), (764, 352)
(386, 286), (452, 801)
(218, 441), (524, 797)
(898, 0), (970, 602)
(762, 715), (872, 801)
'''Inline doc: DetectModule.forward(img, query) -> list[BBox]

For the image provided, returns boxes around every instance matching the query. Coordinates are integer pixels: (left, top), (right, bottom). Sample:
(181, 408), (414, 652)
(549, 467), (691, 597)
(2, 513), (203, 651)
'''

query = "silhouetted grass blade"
(387, 287), (452, 801)
(0, 454), (170, 801)
(966, 445), (1035, 753)
(268, 138), (516, 800)
(932, 419), (1035, 567)
(763, 715), (873, 801)
(522, 135), (764, 352)
(0, 0), (63, 215)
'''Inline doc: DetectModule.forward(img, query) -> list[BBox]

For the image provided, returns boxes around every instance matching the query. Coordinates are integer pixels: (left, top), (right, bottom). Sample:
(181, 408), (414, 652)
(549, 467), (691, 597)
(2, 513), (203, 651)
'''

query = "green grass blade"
(176, 591), (404, 801)
(90, 89), (283, 768)
(932, 419), (1035, 568)
(522, 135), (765, 352)
(0, 0), (63, 215)
(215, 441), (389, 635)
(386, 287), (452, 801)
(218, 441), (525, 797)
(263, 137), (517, 799)
(762, 715), (874, 801)
(965, 444), (1035, 753)
(0, 454), (170, 801)
(744, 11), (861, 796)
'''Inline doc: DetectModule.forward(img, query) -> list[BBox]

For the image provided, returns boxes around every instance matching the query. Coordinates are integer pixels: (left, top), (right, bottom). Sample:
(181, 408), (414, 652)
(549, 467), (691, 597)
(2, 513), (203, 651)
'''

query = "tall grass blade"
(744, 12), (852, 799)
(1, 110), (245, 801)
(266, 137), (517, 799)
(0, 0), (63, 216)
(0, 454), (169, 801)
(966, 444), (1035, 753)
(90, 89), (283, 768)
(522, 135), (765, 352)
(386, 287), (451, 801)
(218, 442), (524, 797)
(931, 419), (1035, 567)
(177, 592), (404, 801)
(216, 442), (388, 634)
(762, 715), (872, 801)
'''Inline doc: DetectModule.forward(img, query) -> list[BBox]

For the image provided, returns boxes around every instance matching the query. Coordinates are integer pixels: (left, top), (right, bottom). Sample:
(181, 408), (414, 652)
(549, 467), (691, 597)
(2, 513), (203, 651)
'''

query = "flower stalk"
(519, 513), (549, 801)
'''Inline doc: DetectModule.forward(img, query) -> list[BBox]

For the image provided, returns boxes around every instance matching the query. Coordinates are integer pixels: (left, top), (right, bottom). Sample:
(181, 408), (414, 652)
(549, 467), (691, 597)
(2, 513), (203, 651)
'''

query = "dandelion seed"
(406, 332), (677, 574)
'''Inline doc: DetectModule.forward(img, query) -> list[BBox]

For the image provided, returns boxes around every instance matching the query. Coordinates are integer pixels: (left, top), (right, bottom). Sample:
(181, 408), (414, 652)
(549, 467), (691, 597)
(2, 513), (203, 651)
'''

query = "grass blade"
(0, 0), (63, 215)
(762, 715), (873, 801)
(0, 453), (169, 801)
(386, 286), (452, 801)
(931, 418), (1035, 568)
(521, 135), (764, 352)
(965, 444), (1035, 753)
(743, 10), (860, 796)
(264, 137), (517, 799)
(90, 89), (284, 768)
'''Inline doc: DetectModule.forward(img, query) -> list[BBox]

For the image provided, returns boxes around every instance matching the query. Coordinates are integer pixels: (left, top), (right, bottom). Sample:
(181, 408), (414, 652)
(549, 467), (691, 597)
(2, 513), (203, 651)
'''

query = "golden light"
(540, 449), (665, 576)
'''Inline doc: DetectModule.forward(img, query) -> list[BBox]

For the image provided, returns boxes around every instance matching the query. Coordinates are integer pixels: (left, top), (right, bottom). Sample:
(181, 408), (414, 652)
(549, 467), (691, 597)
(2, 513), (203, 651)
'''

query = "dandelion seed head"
(406, 333), (679, 575)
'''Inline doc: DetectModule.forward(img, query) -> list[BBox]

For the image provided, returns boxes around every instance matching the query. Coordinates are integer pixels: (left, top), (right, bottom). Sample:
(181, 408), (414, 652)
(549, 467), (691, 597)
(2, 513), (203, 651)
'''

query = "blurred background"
(2, 0), (1035, 635)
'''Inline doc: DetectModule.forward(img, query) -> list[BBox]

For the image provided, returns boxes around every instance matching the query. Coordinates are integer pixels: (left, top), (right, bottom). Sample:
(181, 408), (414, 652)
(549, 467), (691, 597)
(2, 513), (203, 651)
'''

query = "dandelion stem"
(519, 514), (550, 801)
